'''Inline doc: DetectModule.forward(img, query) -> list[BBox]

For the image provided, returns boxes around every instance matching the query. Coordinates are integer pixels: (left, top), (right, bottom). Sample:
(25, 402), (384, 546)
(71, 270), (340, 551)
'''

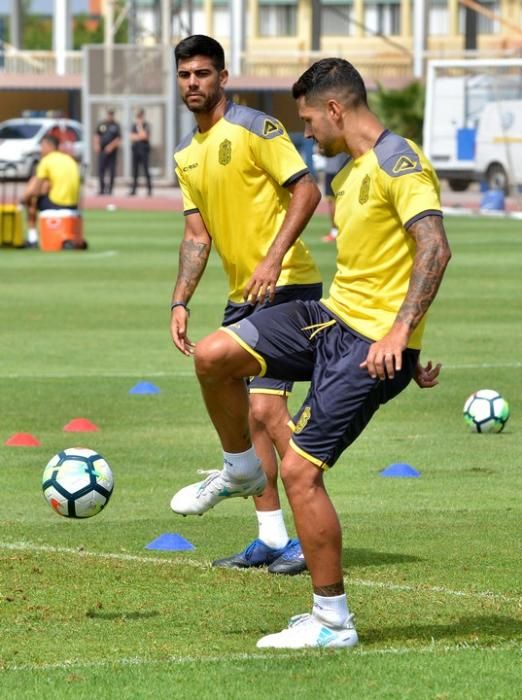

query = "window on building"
(258, 4), (297, 37)
(364, 1), (401, 36)
(429, 2), (448, 36)
(322, 4), (352, 37)
(211, 5), (230, 36)
(172, 8), (206, 37)
(459, 1), (500, 35)
(429, 0), (501, 38)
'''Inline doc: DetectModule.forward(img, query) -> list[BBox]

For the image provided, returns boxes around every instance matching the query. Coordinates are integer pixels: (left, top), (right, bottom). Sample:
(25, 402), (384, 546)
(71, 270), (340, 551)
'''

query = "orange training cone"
(63, 418), (99, 432)
(5, 433), (41, 447)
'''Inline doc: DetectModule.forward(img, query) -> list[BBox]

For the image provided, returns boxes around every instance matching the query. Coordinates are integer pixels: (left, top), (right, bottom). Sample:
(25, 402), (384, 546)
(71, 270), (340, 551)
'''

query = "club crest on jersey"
(294, 406), (311, 434)
(359, 175), (370, 204)
(218, 139), (232, 165)
(263, 119), (280, 136)
(392, 155), (418, 174)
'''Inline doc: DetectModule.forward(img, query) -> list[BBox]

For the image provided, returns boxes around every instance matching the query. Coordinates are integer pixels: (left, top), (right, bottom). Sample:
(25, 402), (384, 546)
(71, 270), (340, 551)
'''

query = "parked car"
(0, 118), (84, 180)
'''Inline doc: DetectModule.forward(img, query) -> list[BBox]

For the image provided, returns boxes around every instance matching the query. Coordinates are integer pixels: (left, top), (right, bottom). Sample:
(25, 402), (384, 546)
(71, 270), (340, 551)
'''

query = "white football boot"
(256, 613), (358, 649)
(170, 468), (267, 516)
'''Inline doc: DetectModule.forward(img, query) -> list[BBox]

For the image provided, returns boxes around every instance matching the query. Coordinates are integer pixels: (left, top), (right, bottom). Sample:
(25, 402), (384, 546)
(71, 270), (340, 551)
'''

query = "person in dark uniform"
(93, 108), (121, 195)
(129, 108), (152, 196)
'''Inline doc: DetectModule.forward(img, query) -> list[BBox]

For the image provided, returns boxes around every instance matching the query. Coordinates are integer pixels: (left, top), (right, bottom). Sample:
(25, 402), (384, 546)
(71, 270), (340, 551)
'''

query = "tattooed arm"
(361, 215), (451, 380)
(170, 212), (212, 356)
(243, 173), (321, 304)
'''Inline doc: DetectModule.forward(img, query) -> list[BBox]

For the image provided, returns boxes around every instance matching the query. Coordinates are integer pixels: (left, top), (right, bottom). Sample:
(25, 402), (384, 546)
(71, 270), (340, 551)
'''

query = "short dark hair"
(42, 134), (59, 149)
(174, 34), (225, 72)
(292, 58), (368, 109)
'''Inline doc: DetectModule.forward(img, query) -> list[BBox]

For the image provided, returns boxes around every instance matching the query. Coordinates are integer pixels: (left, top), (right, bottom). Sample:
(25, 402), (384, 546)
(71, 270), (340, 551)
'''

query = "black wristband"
(170, 301), (190, 316)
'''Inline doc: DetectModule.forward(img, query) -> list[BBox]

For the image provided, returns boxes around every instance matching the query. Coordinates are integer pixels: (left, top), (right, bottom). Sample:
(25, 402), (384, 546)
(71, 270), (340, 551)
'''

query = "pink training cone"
(63, 418), (99, 432)
(5, 433), (41, 447)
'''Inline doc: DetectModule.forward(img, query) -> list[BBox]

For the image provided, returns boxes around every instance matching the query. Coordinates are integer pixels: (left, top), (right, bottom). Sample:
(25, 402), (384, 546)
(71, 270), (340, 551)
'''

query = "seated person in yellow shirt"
(21, 134), (81, 248)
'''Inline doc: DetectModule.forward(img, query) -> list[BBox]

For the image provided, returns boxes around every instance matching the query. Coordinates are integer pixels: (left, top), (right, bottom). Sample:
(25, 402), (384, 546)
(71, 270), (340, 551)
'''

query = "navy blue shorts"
(223, 300), (419, 468)
(37, 196), (77, 211)
(222, 283), (322, 396)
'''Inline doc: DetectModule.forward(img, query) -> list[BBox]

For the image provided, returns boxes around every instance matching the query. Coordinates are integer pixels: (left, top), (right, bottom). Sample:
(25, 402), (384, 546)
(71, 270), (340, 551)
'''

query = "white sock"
(256, 509), (289, 549)
(223, 446), (261, 481)
(27, 228), (38, 244)
(312, 593), (350, 627)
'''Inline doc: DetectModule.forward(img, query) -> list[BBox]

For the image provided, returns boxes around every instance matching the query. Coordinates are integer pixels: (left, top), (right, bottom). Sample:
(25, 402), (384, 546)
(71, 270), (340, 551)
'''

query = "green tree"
(369, 81), (425, 145)
(73, 13), (128, 50)
(6, 0), (128, 50)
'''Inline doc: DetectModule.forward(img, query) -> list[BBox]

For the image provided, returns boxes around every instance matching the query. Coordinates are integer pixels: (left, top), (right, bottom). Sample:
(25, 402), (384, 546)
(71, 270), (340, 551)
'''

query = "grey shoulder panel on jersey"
(173, 128), (198, 164)
(225, 102), (284, 140)
(374, 132), (423, 178)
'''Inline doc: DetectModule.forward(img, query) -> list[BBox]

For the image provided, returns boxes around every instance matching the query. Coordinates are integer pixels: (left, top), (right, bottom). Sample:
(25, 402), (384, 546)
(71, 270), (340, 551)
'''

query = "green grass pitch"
(0, 210), (520, 699)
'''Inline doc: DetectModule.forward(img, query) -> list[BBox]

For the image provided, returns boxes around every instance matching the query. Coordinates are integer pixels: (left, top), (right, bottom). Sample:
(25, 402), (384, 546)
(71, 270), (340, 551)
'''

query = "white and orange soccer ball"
(42, 448), (114, 518)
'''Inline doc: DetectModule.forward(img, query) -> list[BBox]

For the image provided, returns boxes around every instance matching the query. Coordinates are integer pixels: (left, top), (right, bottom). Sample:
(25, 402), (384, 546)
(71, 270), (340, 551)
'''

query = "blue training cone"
(129, 381), (161, 395)
(145, 533), (195, 551)
(380, 463), (421, 478)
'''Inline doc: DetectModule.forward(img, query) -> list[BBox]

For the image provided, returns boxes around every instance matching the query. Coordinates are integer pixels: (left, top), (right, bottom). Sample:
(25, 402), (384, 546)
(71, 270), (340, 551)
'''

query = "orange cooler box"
(40, 209), (83, 251)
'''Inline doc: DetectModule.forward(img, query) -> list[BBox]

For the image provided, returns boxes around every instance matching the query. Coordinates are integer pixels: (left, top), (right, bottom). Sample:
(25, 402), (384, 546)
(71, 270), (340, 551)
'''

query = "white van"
(474, 100), (522, 194)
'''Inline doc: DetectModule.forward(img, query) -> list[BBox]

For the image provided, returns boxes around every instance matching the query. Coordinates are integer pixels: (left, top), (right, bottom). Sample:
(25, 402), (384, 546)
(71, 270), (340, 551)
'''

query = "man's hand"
(414, 360), (441, 388)
(243, 257), (282, 305)
(360, 325), (409, 380)
(170, 307), (195, 356)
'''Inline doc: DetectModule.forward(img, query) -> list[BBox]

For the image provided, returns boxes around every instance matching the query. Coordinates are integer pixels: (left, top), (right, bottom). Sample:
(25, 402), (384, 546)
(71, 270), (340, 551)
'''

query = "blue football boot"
(268, 538), (307, 575)
(212, 538), (289, 569)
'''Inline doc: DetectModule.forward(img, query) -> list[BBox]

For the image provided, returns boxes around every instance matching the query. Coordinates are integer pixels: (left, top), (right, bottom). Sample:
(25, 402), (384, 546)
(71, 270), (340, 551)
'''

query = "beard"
(182, 90), (222, 114)
(318, 140), (341, 158)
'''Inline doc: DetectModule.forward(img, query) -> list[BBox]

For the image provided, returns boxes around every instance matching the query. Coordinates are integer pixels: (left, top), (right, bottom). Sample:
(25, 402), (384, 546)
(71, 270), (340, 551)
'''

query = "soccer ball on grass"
(463, 389), (510, 434)
(42, 447), (114, 518)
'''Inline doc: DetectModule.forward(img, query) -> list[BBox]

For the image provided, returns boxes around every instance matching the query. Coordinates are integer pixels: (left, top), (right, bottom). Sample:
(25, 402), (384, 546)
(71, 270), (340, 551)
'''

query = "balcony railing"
(0, 49), (83, 75)
(0, 45), (520, 83)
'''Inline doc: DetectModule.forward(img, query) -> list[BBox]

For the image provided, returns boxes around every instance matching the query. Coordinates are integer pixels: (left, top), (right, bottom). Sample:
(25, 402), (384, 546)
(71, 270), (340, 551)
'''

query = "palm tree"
(369, 81), (425, 145)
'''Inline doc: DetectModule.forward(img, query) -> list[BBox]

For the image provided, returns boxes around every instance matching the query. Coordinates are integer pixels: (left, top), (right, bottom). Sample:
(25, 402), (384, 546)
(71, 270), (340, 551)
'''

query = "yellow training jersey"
(36, 151), (80, 207)
(322, 131), (442, 350)
(174, 102), (321, 303)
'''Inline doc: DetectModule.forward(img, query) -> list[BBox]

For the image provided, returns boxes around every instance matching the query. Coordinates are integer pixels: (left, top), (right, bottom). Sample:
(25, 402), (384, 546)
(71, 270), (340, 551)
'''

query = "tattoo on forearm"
(176, 238), (210, 299)
(313, 581), (345, 596)
(397, 216), (451, 330)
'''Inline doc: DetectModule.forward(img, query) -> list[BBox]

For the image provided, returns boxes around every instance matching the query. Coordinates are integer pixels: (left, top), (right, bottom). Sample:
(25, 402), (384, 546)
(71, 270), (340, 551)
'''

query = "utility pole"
(311, 0), (321, 52)
(229, 0), (245, 76)
(412, 0), (428, 79)
(10, 0), (22, 49)
(0, 17), (4, 70)
(53, 0), (71, 76)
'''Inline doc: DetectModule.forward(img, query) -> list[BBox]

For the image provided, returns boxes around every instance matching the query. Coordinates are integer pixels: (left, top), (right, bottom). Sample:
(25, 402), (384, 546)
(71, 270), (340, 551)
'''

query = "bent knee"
(194, 330), (259, 382)
(194, 331), (231, 379)
(280, 452), (323, 495)
(249, 394), (288, 429)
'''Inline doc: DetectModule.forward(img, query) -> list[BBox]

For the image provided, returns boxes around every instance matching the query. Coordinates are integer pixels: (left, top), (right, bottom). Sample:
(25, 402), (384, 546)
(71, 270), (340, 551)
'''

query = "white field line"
(1, 541), (519, 605)
(0, 370), (195, 379)
(1, 640), (520, 674)
(0, 362), (520, 380)
(29, 250), (119, 260)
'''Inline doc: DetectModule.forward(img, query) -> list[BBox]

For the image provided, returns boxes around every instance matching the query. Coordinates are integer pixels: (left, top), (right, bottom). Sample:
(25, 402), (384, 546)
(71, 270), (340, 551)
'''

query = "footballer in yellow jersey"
(322, 129), (442, 350)
(36, 149), (80, 207)
(169, 35), (322, 577)
(21, 134), (81, 247)
(174, 101), (321, 304)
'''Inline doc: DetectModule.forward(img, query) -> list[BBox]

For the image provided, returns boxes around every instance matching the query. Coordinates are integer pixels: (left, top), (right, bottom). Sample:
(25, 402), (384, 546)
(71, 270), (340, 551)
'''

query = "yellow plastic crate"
(0, 205), (24, 248)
